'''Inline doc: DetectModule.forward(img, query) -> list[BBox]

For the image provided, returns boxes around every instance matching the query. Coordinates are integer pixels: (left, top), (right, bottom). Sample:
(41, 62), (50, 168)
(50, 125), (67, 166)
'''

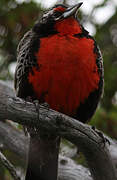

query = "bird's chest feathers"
(28, 34), (100, 115)
(54, 17), (82, 35)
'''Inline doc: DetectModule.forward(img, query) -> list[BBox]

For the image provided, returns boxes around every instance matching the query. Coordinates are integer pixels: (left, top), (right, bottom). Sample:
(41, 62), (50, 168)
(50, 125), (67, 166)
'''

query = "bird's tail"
(25, 134), (60, 180)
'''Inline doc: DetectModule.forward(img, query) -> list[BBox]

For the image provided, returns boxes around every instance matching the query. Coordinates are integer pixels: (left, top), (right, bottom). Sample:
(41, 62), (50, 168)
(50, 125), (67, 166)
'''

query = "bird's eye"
(41, 16), (46, 21)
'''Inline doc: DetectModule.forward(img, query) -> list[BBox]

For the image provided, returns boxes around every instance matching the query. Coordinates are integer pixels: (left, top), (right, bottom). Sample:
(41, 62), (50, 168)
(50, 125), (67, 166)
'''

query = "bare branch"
(0, 121), (29, 161)
(0, 121), (93, 180)
(0, 151), (21, 180)
(1, 121), (117, 180)
(0, 81), (117, 180)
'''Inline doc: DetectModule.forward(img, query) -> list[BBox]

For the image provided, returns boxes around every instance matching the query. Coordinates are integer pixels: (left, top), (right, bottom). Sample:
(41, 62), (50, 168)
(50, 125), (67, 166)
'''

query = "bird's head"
(33, 3), (83, 36)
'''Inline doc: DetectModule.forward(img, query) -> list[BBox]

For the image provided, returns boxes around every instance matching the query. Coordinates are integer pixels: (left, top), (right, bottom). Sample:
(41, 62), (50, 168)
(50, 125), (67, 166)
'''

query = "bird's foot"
(24, 97), (40, 135)
(33, 100), (40, 129)
(25, 96), (40, 124)
(23, 96), (34, 136)
(25, 96), (33, 103)
(41, 102), (50, 110)
(33, 99), (40, 117)
(91, 126), (110, 147)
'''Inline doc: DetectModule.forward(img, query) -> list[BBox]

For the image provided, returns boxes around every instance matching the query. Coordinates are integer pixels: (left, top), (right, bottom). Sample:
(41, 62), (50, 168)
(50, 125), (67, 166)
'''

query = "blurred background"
(0, 0), (117, 179)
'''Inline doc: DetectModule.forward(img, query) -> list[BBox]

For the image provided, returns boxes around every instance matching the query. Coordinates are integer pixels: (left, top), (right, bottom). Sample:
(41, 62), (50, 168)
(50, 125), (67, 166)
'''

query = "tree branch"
(0, 121), (93, 180)
(0, 81), (117, 180)
(0, 150), (21, 180)
(1, 121), (117, 180)
(0, 121), (29, 161)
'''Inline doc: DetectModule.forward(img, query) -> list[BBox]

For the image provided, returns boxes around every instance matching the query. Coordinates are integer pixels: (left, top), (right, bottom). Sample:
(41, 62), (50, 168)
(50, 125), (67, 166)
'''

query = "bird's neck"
(54, 17), (82, 35)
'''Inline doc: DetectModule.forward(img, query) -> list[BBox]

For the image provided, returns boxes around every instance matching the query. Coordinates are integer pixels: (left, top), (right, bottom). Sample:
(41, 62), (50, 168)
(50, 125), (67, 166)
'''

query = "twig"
(0, 151), (21, 180)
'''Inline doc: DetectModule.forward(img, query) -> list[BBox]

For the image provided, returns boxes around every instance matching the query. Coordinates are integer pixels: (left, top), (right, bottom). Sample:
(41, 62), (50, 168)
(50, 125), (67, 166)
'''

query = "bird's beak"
(62, 2), (83, 19)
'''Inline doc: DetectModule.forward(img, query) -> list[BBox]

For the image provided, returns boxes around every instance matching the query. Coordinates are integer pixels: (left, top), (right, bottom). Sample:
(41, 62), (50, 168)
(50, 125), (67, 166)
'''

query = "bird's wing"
(14, 30), (39, 98)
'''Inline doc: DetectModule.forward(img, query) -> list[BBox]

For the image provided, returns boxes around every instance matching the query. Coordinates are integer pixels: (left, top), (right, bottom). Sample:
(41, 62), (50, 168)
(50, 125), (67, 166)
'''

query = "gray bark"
(0, 121), (117, 180)
(0, 121), (92, 180)
(0, 80), (117, 180)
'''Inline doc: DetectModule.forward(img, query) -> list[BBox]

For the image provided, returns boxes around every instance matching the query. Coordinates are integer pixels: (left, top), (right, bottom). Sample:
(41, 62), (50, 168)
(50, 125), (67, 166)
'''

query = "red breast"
(28, 18), (99, 116)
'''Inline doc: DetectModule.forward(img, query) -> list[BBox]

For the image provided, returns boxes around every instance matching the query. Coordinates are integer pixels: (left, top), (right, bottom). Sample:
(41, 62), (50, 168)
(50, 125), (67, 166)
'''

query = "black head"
(33, 3), (83, 36)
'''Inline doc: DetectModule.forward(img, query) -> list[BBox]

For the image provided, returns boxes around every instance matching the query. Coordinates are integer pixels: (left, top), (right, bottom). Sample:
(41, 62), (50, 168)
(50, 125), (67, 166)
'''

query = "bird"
(14, 2), (104, 180)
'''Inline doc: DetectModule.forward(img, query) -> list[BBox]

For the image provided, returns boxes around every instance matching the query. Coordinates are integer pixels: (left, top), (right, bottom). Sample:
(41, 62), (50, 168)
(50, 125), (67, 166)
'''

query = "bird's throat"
(54, 17), (82, 35)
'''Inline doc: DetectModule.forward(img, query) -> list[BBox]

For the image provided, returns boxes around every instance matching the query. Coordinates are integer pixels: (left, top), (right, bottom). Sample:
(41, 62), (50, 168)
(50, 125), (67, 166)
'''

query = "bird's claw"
(41, 102), (50, 110)
(91, 126), (110, 147)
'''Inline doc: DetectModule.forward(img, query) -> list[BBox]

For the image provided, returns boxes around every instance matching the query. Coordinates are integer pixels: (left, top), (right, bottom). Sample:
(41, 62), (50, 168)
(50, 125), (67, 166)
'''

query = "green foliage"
(0, 0), (42, 79)
(90, 10), (117, 138)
